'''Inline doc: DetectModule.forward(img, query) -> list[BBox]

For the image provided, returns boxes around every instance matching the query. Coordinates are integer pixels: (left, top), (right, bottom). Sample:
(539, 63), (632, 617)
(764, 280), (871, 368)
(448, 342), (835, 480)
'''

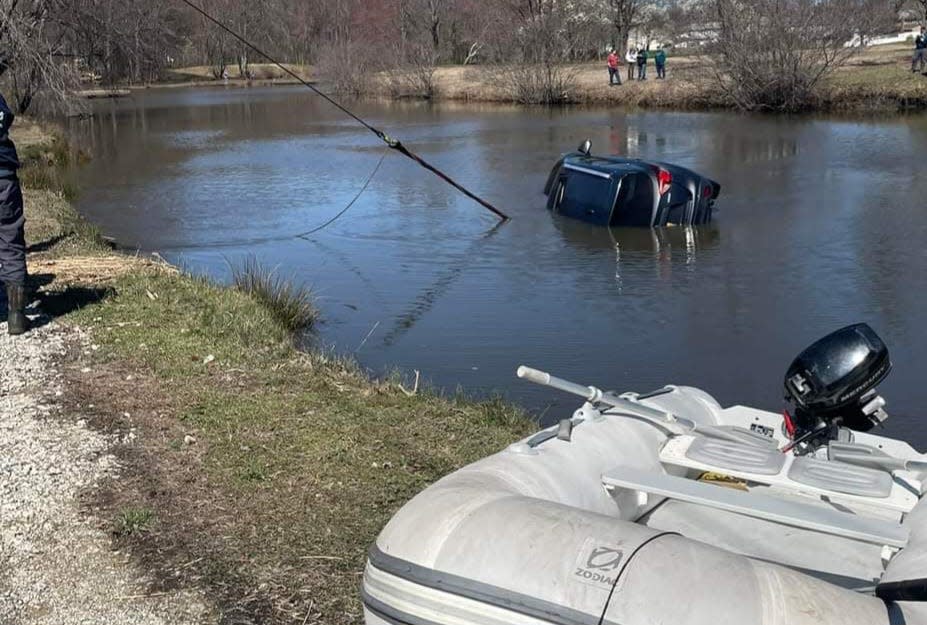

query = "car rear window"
(625, 173), (654, 215)
(611, 172), (656, 227)
(557, 171), (614, 216)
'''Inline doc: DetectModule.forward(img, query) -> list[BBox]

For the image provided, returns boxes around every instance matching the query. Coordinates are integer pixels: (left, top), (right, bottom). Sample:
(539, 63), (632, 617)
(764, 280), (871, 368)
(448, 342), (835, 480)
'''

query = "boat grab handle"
(517, 365), (768, 446)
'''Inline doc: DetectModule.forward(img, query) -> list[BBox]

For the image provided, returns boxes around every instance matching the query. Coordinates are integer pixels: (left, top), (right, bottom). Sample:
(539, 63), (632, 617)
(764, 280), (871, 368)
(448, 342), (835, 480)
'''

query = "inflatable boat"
(362, 324), (927, 625)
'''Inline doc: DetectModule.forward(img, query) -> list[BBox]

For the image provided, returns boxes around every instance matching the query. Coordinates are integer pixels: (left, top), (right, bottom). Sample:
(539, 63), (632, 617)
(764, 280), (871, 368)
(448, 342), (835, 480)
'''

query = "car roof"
(562, 153), (652, 176)
(562, 153), (708, 183)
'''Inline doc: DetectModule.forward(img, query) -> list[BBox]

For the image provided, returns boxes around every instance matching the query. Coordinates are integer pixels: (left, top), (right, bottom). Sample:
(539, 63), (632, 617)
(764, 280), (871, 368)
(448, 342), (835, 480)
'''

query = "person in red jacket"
(607, 50), (621, 86)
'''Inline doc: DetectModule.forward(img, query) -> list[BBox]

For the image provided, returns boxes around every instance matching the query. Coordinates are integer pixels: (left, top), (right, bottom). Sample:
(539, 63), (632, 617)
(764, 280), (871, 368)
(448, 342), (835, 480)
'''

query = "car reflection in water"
(552, 218), (721, 294)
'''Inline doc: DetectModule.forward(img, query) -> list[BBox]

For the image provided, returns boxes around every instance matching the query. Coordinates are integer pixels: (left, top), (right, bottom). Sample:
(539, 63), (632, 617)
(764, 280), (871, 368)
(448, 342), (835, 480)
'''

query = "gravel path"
(0, 320), (215, 625)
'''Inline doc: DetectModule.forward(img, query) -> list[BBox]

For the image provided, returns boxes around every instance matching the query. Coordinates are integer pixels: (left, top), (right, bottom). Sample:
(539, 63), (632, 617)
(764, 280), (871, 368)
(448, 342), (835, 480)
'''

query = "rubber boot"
(6, 284), (28, 336)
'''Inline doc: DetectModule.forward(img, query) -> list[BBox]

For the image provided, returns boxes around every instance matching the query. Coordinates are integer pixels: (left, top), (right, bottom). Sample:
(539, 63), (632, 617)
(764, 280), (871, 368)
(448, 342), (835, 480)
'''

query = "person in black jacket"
(0, 93), (28, 335)
(636, 47), (648, 80)
(914, 26), (927, 74)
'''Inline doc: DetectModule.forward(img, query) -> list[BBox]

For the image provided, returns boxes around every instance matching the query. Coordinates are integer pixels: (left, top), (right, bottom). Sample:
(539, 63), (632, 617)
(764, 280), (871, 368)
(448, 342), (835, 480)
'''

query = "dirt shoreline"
(0, 264), (211, 623)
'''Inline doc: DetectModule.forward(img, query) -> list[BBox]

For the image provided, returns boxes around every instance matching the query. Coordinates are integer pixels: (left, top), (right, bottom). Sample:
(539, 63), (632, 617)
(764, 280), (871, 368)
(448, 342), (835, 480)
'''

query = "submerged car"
(544, 141), (721, 227)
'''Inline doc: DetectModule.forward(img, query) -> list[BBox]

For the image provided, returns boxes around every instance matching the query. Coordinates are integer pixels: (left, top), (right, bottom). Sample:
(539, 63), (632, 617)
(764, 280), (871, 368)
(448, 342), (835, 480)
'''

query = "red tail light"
(702, 184), (714, 199)
(657, 168), (672, 196)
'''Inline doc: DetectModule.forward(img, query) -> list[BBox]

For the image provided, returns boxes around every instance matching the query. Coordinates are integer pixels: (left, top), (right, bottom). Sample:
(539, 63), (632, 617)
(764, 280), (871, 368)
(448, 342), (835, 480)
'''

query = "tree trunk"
(238, 52), (249, 79)
(430, 0), (441, 51)
(17, 93), (32, 115)
(615, 23), (630, 52)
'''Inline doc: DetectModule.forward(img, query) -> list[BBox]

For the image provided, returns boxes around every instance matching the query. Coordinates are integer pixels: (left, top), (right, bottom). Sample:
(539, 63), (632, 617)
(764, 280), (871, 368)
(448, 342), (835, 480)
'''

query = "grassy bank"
(13, 122), (535, 623)
(158, 43), (927, 112)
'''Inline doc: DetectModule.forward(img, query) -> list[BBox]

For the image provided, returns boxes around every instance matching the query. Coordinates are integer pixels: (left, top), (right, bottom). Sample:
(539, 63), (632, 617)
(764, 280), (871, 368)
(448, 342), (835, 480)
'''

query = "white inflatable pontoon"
(362, 324), (927, 625)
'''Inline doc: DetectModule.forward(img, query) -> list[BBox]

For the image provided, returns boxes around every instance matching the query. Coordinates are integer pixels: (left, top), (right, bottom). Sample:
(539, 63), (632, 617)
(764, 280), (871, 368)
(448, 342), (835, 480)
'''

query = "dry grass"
(381, 58), (722, 109)
(826, 45), (927, 110)
(23, 189), (112, 257)
(29, 256), (174, 287)
(17, 127), (111, 261)
(11, 116), (56, 150)
(368, 43), (927, 112)
(420, 58), (710, 107)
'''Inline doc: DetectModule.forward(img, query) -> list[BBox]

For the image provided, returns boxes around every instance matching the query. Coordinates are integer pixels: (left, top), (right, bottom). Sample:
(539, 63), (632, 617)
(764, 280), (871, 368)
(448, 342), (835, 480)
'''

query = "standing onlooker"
(636, 47), (648, 80)
(914, 26), (927, 74)
(0, 93), (27, 335)
(607, 49), (621, 86)
(626, 47), (637, 82)
(655, 46), (667, 79)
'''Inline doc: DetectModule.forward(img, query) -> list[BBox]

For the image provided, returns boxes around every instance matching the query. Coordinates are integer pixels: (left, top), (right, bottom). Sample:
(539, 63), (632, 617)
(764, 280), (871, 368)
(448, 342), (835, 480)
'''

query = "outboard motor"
(783, 323), (891, 453)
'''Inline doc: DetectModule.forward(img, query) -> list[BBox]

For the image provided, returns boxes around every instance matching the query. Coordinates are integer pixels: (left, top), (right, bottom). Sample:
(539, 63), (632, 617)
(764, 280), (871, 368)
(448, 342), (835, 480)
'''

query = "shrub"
(230, 257), (318, 334)
(316, 41), (378, 96)
(492, 63), (579, 105)
(485, 9), (579, 105)
(705, 0), (890, 112)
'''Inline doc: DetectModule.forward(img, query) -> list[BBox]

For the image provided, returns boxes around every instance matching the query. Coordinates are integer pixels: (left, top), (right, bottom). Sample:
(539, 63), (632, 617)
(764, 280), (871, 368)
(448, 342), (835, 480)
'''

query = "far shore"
(81, 43), (927, 114)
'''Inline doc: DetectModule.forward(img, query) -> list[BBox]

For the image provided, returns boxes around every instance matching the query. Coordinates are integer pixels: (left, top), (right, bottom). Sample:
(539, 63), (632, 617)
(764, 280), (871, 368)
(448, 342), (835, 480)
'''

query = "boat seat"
(788, 456), (893, 499)
(660, 435), (918, 514)
(602, 465), (909, 548)
(685, 435), (785, 476)
(694, 424), (780, 448)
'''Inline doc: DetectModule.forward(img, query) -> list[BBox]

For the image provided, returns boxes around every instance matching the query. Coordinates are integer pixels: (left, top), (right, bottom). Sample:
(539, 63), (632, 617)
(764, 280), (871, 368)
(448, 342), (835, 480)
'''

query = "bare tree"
(59, 0), (188, 84)
(606, 0), (644, 50)
(849, 0), (905, 40)
(0, 0), (79, 114)
(426, 0), (443, 50)
(911, 0), (927, 22)
(446, 0), (501, 64)
(706, 0), (892, 112)
(487, 4), (582, 104)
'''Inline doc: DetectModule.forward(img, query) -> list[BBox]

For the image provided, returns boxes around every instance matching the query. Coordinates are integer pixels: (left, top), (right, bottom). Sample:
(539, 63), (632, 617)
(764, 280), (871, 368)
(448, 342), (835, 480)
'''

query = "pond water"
(67, 86), (927, 442)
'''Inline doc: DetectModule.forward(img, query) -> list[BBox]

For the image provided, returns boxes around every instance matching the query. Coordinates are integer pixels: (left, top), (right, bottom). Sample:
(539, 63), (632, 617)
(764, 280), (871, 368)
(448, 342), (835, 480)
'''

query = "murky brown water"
(67, 86), (927, 442)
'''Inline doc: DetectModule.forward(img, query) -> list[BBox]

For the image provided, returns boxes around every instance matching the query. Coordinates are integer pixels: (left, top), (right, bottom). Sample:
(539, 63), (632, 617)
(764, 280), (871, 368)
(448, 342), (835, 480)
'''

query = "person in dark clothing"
(0, 93), (28, 335)
(914, 27), (927, 74)
(636, 48), (648, 80)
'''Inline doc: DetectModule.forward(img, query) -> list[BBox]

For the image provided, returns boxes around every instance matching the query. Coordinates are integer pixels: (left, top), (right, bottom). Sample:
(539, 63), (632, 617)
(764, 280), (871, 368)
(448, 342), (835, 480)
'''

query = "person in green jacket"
(654, 47), (667, 79)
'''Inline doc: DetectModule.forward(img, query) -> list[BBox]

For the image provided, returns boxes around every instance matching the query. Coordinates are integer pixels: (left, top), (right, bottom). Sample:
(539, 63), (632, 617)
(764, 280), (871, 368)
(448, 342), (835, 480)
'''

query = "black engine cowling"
(784, 323), (891, 441)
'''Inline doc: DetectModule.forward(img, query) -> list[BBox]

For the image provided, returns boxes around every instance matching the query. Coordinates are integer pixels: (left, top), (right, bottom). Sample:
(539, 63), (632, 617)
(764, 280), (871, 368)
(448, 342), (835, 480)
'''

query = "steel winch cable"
(176, 0), (511, 223)
(294, 146), (389, 239)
